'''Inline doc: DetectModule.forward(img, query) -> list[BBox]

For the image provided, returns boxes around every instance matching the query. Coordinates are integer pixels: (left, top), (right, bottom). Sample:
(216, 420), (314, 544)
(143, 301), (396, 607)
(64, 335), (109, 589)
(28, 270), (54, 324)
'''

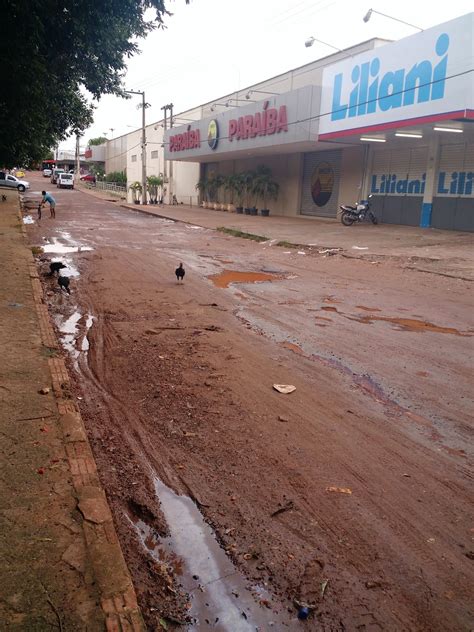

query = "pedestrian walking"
(41, 191), (56, 219)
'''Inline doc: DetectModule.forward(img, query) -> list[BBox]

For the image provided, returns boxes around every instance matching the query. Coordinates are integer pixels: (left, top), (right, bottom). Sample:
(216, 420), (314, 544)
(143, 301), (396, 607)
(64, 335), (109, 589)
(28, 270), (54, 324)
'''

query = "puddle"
(350, 314), (472, 336)
(57, 311), (94, 360)
(279, 341), (305, 355)
(22, 215), (34, 224)
(321, 306), (471, 336)
(42, 237), (93, 254)
(129, 475), (289, 631)
(209, 270), (279, 289)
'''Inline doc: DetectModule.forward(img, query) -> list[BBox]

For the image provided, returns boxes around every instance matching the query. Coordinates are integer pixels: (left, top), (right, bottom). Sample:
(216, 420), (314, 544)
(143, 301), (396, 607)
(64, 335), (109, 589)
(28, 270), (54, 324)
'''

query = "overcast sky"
(67, 0), (473, 150)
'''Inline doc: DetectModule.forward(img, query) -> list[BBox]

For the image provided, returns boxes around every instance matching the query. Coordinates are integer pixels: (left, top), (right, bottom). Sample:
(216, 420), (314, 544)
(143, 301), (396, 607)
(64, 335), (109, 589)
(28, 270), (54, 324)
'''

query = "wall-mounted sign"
(311, 162), (334, 206)
(207, 120), (219, 149)
(169, 125), (201, 152)
(163, 85), (318, 161)
(228, 102), (288, 141)
(319, 13), (473, 138)
(370, 171), (473, 196)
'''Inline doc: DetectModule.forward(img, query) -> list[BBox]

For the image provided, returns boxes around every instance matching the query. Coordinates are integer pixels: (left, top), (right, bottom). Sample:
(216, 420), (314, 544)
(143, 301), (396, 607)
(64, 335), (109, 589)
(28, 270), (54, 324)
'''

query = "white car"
(43, 168), (52, 177)
(57, 173), (74, 189)
(0, 172), (30, 192)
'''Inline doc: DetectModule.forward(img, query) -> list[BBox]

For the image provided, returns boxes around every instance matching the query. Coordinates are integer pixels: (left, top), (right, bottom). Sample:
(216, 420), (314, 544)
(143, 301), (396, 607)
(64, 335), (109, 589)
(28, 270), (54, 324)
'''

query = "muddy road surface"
(25, 177), (473, 631)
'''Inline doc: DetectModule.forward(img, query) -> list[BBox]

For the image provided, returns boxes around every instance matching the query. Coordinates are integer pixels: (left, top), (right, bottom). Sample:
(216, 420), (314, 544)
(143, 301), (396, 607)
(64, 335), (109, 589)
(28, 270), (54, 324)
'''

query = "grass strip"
(217, 227), (269, 242)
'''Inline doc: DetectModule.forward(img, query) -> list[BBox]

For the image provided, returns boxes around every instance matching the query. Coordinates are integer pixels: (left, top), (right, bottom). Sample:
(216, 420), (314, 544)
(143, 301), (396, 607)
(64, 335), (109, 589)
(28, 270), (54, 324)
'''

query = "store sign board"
(370, 171), (474, 196)
(320, 13), (473, 137)
(165, 85), (319, 160)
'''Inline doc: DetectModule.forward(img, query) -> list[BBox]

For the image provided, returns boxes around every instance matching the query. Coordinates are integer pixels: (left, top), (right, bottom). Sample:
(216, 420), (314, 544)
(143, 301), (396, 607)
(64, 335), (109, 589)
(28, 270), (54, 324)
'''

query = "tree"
(0, 1), (188, 166)
(88, 137), (108, 146)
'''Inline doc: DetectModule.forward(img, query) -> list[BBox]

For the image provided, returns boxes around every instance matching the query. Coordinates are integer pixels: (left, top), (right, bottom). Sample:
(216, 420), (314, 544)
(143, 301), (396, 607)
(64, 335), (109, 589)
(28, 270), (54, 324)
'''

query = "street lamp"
(124, 89), (149, 204)
(363, 9), (422, 31)
(304, 36), (343, 51)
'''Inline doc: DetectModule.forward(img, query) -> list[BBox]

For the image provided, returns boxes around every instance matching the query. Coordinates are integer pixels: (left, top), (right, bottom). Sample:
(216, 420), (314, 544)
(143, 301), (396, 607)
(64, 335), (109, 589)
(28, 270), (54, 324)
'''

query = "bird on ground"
(58, 276), (70, 294)
(49, 261), (66, 276)
(175, 263), (185, 283)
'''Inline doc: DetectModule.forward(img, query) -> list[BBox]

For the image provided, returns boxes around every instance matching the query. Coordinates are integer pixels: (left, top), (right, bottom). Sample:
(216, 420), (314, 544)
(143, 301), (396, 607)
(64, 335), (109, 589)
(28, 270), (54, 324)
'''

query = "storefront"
(137, 13), (474, 230)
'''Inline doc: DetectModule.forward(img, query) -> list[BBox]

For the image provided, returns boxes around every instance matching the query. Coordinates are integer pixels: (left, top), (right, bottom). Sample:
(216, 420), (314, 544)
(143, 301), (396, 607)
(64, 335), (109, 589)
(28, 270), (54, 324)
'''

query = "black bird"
(49, 261), (66, 276)
(58, 276), (70, 294)
(175, 263), (185, 283)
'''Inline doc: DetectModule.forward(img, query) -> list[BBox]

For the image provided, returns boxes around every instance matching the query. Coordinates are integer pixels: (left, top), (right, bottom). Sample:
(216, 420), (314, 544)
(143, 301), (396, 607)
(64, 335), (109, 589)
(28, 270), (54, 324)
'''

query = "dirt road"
(25, 175), (473, 631)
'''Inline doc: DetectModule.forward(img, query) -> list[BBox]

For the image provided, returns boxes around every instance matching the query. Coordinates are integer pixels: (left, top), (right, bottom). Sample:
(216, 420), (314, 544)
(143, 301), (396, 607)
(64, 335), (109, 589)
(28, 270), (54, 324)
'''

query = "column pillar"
(420, 135), (440, 228)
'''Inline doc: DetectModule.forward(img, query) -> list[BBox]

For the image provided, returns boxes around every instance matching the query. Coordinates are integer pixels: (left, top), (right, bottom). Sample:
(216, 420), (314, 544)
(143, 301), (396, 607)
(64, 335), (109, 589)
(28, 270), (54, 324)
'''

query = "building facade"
(107, 13), (473, 231)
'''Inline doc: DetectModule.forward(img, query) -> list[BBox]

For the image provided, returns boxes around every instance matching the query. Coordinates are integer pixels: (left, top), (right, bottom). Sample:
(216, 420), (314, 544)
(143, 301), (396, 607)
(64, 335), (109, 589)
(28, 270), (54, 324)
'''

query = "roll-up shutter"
(300, 150), (341, 217)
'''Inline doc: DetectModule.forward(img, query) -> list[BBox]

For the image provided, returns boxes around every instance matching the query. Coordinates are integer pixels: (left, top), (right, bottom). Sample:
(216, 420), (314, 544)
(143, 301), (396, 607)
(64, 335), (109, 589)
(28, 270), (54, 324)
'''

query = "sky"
(66, 0), (473, 151)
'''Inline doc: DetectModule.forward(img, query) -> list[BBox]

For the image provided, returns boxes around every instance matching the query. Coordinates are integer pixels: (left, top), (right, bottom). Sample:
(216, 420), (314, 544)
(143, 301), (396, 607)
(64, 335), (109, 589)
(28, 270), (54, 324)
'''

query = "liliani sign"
(319, 13), (473, 138)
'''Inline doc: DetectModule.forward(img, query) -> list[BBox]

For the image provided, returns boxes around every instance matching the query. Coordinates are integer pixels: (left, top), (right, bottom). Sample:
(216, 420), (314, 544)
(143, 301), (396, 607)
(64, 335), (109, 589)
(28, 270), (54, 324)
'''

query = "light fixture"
(210, 102), (228, 112)
(363, 8), (422, 30)
(395, 132), (423, 138)
(360, 136), (386, 142)
(304, 36), (343, 51)
(433, 126), (463, 133)
(246, 90), (279, 99)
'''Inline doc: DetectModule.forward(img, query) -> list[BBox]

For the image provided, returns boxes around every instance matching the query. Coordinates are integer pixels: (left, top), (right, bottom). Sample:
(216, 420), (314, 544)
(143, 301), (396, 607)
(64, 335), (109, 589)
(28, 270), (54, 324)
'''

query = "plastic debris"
(326, 486), (352, 494)
(273, 384), (296, 394)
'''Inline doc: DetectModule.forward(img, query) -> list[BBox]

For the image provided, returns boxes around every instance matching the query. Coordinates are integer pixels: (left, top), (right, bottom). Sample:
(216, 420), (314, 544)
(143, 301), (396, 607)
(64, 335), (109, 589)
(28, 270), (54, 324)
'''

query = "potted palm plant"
(231, 173), (245, 213)
(196, 178), (208, 208)
(253, 166), (279, 216)
(213, 174), (225, 210)
(224, 175), (236, 212)
(243, 170), (256, 215)
(129, 181), (142, 204)
(147, 175), (163, 204)
(207, 173), (218, 209)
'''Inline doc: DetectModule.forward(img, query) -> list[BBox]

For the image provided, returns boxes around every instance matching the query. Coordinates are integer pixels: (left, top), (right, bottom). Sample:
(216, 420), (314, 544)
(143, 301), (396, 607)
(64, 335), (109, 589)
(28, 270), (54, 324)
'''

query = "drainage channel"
(128, 475), (291, 630)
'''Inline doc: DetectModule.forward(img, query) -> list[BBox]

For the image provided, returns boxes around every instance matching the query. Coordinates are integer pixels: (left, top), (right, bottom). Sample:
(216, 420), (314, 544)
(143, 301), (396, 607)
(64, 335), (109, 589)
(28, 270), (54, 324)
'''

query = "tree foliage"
(0, 0), (187, 166)
(88, 137), (108, 146)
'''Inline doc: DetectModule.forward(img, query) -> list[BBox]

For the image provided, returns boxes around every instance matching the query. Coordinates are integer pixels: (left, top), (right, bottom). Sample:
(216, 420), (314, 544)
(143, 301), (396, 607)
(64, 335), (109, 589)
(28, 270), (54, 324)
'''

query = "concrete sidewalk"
(0, 190), (144, 631)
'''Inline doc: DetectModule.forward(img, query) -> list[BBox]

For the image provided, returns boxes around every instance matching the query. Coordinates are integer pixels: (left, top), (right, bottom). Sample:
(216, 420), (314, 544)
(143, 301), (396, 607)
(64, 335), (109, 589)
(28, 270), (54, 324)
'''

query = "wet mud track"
(26, 182), (474, 631)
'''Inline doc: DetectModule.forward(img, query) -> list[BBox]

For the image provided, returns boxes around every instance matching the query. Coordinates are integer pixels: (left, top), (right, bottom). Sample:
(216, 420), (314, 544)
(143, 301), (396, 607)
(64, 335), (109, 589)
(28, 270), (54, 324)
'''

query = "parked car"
(57, 173), (74, 189)
(51, 168), (65, 184)
(0, 171), (30, 192)
(80, 173), (96, 183)
(43, 168), (52, 177)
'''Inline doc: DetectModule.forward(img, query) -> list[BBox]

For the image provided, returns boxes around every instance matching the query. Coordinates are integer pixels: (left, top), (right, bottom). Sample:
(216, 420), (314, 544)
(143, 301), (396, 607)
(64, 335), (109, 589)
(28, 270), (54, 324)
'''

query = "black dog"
(49, 261), (66, 276)
(175, 263), (185, 283)
(58, 276), (70, 294)
(1, 194), (6, 202)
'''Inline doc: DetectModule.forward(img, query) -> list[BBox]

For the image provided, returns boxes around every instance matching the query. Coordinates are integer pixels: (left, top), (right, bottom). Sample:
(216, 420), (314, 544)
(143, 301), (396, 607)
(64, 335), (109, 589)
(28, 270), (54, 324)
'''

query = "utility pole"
(75, 134), (80, 184)
(161, 103), (174, 204)
(125, 89), (148, 204)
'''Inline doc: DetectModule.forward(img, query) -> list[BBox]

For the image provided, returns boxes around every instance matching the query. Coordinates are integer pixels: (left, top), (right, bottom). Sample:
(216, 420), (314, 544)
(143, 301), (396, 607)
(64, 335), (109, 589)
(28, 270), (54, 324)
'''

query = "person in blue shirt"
(41, 191), (56, 218)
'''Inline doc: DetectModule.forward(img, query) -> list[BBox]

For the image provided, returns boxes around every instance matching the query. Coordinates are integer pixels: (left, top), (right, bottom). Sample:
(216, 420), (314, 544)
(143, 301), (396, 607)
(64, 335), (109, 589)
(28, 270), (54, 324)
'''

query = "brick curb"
(21, 209), (146, 631)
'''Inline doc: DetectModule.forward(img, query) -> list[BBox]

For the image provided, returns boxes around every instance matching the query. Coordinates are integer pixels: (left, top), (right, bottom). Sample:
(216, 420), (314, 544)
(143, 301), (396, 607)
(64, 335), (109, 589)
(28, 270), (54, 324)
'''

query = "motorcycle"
(340, 194), (378, 226)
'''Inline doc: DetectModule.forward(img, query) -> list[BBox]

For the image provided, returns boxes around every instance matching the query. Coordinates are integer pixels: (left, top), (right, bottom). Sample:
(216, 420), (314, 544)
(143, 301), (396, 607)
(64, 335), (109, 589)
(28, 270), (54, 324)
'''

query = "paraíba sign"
(229, 102), (288, 141)
(168, 102), (289, 152)
(371, 171), (474, 196)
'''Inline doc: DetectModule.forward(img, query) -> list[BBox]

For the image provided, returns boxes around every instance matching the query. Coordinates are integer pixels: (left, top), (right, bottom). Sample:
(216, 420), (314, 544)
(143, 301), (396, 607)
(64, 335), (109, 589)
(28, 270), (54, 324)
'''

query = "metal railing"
(93, 181), (127, 197)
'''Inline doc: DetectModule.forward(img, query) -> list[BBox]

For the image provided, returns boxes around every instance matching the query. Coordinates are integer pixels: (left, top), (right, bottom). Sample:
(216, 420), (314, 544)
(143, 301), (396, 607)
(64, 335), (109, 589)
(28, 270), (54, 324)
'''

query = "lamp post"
(161, 103), (173, 204)
(124, 89), (149, 204)
(304, 36), (343, 51)
(363, 9), (422, 31)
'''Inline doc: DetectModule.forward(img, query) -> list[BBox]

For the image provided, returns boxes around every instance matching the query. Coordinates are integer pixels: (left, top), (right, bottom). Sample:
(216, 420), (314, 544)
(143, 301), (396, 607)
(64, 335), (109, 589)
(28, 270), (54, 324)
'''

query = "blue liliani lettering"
(331, 33), (449, 121)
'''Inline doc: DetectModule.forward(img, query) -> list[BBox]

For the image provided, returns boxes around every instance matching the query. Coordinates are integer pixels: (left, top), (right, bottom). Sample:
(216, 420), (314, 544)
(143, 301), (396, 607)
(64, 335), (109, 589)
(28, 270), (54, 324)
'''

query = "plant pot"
(202, 201), (208, 208)
(244, 207), (251, 215)
(213, 203), (219, 210)
(250, 207), (258, 216)
(134, 200), (140, 204)
(219, 203), (226, 211)
(227, 204), (236, 212)
(236, 207), (244, 214)
(260, 209), (270, 216)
